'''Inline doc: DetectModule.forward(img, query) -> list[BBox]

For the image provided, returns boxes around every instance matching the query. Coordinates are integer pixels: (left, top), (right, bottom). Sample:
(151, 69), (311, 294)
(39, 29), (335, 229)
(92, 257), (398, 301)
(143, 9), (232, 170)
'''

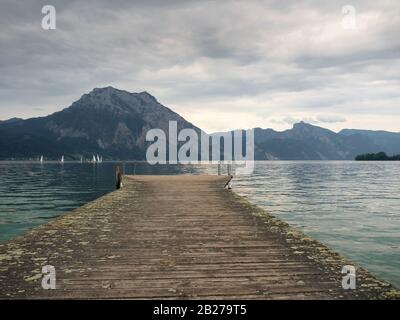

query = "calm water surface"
(0, 161), (398, 288)
(234, 161), (400, 288)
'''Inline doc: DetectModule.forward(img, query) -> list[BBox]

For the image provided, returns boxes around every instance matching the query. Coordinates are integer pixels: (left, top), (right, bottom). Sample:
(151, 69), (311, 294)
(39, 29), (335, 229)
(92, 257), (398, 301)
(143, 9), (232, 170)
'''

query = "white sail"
(97, 154), (100, 163)
(61, 155), (64, 163)
(40, 155), (43, 163)
(92, 155), (96, 163)
(80, 156), (83, 163)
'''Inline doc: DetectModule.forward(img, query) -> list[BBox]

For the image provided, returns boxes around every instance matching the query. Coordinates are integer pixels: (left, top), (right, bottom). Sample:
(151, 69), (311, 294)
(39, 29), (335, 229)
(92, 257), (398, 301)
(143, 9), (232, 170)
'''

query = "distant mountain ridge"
(339, 128), (400, 156)
(0, 87), (399, 160)
(251, 122), (400, 160)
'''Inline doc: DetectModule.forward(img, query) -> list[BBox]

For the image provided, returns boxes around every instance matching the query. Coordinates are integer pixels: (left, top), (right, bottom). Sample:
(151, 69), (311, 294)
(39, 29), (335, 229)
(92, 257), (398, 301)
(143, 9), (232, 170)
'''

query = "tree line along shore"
(355, 152), (400, 161)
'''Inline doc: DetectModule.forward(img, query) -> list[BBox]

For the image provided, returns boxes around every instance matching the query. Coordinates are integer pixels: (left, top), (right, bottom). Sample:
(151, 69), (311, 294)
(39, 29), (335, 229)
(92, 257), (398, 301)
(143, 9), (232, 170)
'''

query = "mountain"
(252, 122), (384, 160)
(339, 129), (400, 156)
(1, 87), (399, 160)
(0, 87), (201, 160)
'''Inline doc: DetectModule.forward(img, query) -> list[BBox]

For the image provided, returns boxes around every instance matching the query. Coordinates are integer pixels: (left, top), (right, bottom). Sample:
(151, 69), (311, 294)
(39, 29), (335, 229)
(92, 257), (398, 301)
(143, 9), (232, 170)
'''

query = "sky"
(0, 0), (399, 133)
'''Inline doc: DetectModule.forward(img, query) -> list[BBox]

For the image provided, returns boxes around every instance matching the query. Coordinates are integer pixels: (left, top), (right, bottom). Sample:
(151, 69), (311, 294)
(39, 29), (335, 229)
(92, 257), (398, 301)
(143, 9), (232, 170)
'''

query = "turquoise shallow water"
(0, 161), (399, 288)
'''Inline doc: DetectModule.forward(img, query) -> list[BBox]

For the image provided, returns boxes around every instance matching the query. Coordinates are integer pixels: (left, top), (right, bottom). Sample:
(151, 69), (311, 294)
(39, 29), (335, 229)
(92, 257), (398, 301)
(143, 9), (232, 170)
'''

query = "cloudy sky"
(0, 0), (399, 133)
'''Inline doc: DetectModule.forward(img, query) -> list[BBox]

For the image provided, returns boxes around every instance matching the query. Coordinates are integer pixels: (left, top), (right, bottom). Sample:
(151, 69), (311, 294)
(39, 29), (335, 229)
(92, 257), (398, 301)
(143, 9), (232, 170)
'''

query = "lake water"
(0, 161), (399, 288)
(233, 161), (400, 289)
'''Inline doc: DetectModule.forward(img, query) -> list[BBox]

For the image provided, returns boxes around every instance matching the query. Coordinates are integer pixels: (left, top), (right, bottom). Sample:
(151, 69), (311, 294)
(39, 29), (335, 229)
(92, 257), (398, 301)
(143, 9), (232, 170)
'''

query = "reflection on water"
(0, 160), (398, 288)
(234, 161), (400, 288)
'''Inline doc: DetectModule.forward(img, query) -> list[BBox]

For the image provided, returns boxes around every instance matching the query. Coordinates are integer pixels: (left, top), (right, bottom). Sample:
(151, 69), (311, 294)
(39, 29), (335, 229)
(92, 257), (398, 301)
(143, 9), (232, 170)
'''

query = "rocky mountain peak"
(69, 87), (159, 114)
(291, 121), (335, 137)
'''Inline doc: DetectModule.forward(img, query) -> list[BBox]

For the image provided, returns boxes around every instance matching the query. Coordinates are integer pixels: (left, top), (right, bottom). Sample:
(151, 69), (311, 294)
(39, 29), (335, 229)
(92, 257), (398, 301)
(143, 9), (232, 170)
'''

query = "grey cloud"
(316, 115), (347, 123)
(0, 0), (399, 132)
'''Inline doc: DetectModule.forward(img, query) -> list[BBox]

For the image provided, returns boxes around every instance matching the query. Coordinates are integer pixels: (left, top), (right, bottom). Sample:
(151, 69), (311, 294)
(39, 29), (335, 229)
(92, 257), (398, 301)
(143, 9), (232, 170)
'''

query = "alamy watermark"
(41, 265), (56, 290)
(145, 121), (255, 175)
(341, 265), (356, 289)
(341, 5), (357, 30)
(41, 5), (56, 30)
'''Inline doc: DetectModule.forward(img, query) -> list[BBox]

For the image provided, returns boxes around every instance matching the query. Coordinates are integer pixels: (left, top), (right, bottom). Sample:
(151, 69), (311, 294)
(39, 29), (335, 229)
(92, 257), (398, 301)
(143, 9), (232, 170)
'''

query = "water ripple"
(233, 161), (400, 288)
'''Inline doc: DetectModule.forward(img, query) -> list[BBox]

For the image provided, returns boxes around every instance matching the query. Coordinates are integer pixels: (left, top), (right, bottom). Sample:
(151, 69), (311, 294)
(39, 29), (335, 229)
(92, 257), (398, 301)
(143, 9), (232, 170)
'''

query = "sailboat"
(60, 155), (64, 163)
(40, 155), (43, 163)
(80, 156), (83, 163)
(97, 154), (100, 163)
(92, 155), (96, 163)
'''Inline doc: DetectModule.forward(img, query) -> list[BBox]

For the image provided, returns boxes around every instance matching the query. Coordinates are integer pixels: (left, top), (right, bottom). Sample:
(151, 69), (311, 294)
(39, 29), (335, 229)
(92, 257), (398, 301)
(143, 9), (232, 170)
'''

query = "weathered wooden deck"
(0, 175), (398, 299)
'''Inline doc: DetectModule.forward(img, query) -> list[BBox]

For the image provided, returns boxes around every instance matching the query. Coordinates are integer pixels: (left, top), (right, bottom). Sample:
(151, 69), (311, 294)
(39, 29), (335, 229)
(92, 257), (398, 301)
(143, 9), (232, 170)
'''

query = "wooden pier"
(0, 175), (398, 299)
